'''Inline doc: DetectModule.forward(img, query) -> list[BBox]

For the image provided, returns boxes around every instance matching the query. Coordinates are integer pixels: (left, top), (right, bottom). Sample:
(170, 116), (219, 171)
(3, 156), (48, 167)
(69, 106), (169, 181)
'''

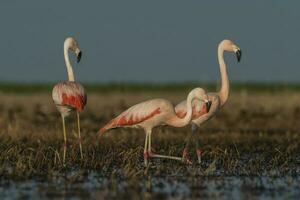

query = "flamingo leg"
(144, 131), (149, 166)
(61, 115), (67, 165)
(182, 135), (192, 162)
(196, 140), (203, 164)
(190, 124), (203, 164)
(148, 130), (152, 154)
(150, 154), (183, 161)
(181, 123), (198, 164)
(148, 130), (183, 162)
(195, 131), (203, 164)
(77, 111), (83, 160)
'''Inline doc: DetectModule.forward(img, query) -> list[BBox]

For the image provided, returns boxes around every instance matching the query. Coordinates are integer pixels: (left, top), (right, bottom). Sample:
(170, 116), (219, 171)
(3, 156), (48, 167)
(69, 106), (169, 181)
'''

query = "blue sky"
(0, 1), (298, 83)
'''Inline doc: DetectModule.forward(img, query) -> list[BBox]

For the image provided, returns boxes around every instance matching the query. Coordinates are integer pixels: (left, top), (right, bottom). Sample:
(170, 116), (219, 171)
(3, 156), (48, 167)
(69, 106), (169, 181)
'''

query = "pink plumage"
(52, 81), (87, 115)
(176, 39), (242, 164)
(99, 99), (164, 134)
(52, 37), (86, 163)
(175, 100), (207, 119)
(99, 88), (210, 166)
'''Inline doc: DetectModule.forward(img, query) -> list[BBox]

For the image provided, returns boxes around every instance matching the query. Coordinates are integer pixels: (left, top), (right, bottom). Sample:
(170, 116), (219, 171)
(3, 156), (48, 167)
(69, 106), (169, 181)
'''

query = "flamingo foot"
(182, 148), (193, 165)
(196, 149), (204, 164)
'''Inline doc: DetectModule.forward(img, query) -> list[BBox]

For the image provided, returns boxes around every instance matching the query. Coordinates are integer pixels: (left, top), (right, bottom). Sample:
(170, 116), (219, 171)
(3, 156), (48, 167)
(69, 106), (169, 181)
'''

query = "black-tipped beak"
(77, 51), (82, 63)
(235, 49), (242, 62)
(205, 101), (212, 113)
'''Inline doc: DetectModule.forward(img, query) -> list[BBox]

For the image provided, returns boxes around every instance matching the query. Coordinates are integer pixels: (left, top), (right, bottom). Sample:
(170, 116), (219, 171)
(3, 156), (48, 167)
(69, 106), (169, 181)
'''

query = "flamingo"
(99, 88), (211, 166)
(52, 37), (87, 164)
(175, 39), (242, 164)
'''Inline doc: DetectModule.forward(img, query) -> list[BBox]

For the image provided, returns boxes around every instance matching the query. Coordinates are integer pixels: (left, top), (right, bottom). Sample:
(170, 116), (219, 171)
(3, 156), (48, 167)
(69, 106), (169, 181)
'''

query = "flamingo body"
(99, 88), (210, 166)
(52, 81), (87, 116)
(176, 39), (242, 164)
(52, 37), (85, 164)
(100, 99), (194, 133)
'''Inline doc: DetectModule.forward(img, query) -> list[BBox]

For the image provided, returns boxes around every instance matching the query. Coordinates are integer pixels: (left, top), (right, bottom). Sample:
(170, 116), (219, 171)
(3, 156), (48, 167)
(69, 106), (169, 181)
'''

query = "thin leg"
(192, 124), (203, 164)
(196, 142), (203, 164)
(62, 115), (67, 165)
(144, 131), (149, 166)
(150, 154), (183, 161)
(181, 124), (197, 164)
(184, 125), (194, 150)
(148, 130), (184, 162)
(148, 130), (152, 154)
(77, 111), (83, 160)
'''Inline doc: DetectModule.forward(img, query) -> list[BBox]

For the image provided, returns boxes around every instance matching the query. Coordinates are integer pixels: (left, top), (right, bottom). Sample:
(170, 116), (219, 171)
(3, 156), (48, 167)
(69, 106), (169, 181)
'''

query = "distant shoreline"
(0, 82), (299, 93)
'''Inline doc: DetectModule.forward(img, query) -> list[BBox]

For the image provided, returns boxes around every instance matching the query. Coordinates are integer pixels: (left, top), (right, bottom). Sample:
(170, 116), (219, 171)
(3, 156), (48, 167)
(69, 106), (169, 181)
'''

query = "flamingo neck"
(64, 43), (75, 81)
(217, 45), (229, 106)
(183, 93), (194, 124)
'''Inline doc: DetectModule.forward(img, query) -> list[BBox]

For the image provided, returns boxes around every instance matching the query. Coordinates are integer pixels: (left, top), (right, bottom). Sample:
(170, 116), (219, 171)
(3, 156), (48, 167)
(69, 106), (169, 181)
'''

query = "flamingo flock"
(52, 37), (241, 166)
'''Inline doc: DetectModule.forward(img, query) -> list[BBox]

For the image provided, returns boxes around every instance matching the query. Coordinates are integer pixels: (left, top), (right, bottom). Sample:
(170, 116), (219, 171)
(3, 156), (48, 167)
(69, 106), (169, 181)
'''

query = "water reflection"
(0, 172), (299, 199)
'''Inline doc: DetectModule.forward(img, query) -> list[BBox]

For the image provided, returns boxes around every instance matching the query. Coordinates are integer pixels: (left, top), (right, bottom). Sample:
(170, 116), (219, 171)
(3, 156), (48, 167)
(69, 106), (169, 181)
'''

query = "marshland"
(1, 1), (299, 199)
(0, 84), (300, 199)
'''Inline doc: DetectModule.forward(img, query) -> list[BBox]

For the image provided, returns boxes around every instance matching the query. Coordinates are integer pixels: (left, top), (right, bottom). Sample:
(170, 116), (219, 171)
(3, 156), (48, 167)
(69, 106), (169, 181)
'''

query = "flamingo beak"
(205, 100), (212, 113)
(77, 51), (82, 63)
(235, 49), (242, 62)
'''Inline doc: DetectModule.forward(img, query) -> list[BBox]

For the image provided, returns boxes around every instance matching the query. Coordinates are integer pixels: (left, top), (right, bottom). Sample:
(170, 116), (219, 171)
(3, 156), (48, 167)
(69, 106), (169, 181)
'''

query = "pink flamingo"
(175, 39), (242, 164)
(99, 88), (211, 166)
(52, 37), (87, 164)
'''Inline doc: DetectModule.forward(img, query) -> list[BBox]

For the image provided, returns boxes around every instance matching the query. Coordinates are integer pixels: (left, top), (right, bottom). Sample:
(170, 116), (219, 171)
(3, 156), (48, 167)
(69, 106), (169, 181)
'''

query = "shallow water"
(1, 172), (300, 200)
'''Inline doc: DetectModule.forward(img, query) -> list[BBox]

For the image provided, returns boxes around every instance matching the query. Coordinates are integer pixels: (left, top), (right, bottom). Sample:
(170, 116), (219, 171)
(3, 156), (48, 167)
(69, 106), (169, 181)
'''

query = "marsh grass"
(1, 129), (299, 180)
(1, 84), (300, 199)
(0, 90), (300, 181)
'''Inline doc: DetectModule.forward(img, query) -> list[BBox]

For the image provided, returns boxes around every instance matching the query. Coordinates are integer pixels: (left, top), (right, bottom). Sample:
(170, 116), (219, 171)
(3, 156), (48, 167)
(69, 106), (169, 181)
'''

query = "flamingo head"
(191, 88), (211, 113)
(76, 49), (82, 63)
(205, 100), (212, 113)
(234, 46), (242, 62)
(64, 37), (82, 63)
(220, 39), (242, 62)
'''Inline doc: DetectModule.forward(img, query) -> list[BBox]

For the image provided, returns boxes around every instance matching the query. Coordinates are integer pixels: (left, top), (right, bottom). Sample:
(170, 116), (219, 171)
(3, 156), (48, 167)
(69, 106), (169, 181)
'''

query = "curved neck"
(167, 93), (194, 127)
(64, 44), (75, 81)
(217, 45), (229, 106)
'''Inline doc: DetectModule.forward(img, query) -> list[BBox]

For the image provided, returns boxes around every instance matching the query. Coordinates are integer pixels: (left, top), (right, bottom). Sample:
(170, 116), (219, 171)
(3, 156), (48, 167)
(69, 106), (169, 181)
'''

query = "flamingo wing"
(52, 82), (87, 111)
(99, 99), (164, 134)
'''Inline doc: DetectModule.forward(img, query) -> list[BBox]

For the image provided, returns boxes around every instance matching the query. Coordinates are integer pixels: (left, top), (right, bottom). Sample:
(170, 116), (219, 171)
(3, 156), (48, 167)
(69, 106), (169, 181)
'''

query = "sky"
(0, 1), (299, 83)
